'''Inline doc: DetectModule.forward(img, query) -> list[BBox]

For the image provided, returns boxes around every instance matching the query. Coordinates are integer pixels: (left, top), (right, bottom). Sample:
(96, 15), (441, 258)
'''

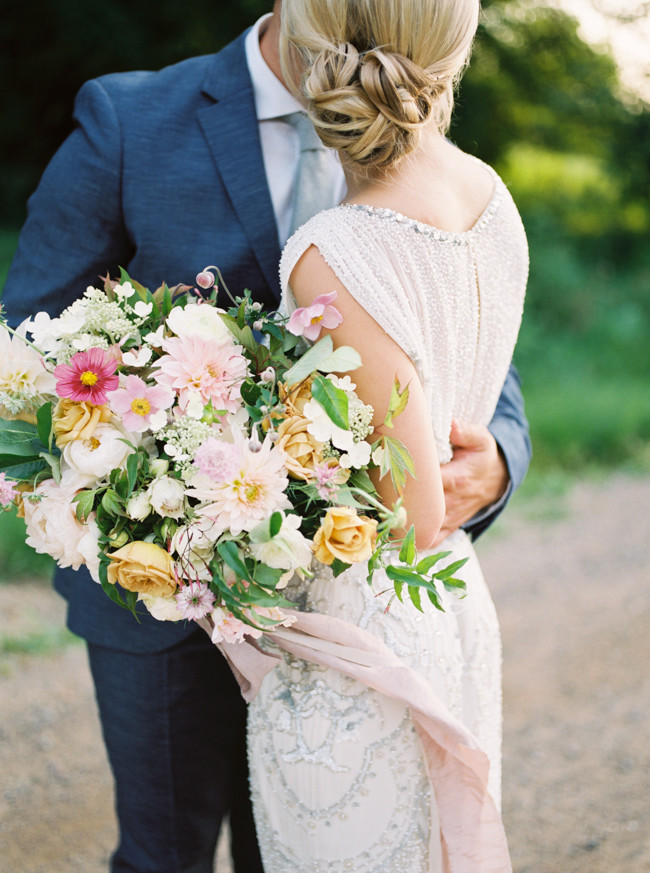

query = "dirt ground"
(1, 472), (649, 873)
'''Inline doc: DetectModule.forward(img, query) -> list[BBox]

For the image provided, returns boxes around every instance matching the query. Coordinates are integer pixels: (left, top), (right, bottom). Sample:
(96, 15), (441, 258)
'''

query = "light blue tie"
(284, 112), (335, 234)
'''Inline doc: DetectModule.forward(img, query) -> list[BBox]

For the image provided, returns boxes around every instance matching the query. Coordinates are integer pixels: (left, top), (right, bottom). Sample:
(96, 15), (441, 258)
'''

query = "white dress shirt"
(245, 15), (347, 247)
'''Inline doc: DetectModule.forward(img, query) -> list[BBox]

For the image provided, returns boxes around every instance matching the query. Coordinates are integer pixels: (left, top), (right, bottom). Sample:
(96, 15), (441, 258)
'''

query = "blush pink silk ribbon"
(198, 610), (512, 873)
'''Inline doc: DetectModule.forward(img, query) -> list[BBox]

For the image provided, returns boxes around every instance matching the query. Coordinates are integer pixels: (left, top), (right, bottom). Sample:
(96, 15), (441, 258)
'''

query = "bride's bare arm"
(289, 246), (445, 549)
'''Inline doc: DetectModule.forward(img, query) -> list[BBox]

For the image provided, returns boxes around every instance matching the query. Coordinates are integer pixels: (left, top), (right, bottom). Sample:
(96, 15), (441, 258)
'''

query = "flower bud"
(196, 269), (215, 289)
(149, 458), (169, 477)
(109, 529), (130, 548)
(260, 367), (275, 384)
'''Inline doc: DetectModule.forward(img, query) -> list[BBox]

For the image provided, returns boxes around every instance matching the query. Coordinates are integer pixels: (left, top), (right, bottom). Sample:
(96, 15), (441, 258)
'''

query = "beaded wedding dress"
(247, 164), (528, 873)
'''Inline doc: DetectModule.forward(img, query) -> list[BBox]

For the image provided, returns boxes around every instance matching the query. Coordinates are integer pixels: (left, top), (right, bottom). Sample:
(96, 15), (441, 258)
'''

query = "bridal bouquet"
(0, 268), (466, 642)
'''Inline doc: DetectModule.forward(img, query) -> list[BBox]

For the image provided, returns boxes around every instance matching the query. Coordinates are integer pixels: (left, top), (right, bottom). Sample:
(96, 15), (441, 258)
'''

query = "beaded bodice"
(280, 165), (528, 463)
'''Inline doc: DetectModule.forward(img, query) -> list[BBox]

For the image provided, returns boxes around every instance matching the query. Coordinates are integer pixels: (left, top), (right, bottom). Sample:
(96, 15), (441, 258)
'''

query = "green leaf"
(282, 335), (334, 385)
(380, 435), (416, 492)
(408, 585), (423, 612)
(427, 588), (444, 611)
(217, 541), (252, 583)
(36, 402), (53, 449)
(100, 489), (123, 518)
(383, 378), (410, 429)
(330, 558), (350, 578)
(39, 451), (61, 483)
(126, 452), (139, 495)
(269, 510), (283, 538)
(442, 577), (467, 593)
(0, 419), (40, 456)
(311, 374), (349, 429)
(385, 566), (427, 587)
(415, 551), (451, 575)
(398, 525), (416, 564)
(73, 490), (96, 522)
(252, 563), (285, 591)
(1, 459), (47, 480)
(162, 284), (173, 318)
(318, 345), (362, 374)
(434, 557), (469, 580)
(249, 511), (284, 544)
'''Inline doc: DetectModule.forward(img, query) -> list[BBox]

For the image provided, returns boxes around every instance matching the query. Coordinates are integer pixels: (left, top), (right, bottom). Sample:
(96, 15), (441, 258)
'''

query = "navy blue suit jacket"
(3, 32), (531, 653)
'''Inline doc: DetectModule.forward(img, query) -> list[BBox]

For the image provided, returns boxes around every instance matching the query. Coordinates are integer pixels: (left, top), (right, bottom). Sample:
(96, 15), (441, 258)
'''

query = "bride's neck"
(341, 127), (448, 204)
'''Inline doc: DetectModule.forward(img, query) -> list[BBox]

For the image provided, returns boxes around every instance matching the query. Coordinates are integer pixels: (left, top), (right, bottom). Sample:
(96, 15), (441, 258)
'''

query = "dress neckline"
(338, 165), (503, 246)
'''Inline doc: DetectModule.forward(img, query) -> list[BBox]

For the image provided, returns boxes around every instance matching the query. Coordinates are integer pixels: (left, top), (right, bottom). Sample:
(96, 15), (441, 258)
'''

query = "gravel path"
(1, 472), (648, 872)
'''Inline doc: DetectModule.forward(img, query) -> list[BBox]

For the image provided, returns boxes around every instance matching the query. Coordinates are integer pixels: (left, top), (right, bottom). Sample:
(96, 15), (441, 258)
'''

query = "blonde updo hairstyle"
(280, 0), (480, 172)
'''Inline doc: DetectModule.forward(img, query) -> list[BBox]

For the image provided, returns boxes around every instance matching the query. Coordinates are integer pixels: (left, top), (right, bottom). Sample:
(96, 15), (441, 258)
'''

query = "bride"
(247, 0), (527, 870)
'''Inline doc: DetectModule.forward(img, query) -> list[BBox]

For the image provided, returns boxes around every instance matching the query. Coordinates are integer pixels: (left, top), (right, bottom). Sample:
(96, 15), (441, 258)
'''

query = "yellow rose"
(53, 399), (113, 447)
(106, 541), (177, 598)
(275, 414), (325, 481)
(279, 378), (314, 417)
(313, 507), (378, 566)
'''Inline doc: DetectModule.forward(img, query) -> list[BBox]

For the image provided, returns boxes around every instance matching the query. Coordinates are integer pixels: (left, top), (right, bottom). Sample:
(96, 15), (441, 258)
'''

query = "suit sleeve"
(464, 363), (532, 540)
(2, 78), (132, 325)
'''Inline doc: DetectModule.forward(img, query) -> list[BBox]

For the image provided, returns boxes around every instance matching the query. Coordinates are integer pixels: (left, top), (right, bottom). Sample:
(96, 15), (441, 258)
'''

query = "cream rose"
(148, 476), (186, 519)
(312, 507), (378, 566)
(106, 541), (177, 598)
(62, 422), (133, 483)
(138, 592), (185, 622)
(275, 415), (324, 481)
(166, 303), (231, 342)
(53, 399), (113, 447)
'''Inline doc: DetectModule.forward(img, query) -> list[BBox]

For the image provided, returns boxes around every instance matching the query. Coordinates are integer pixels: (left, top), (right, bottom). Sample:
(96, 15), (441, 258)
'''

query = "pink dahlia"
(152, 335), (248, 415)
(287, 292), (343, 341)
(107, 375), (174, 433)
(189, 435), (290, 535)
(54, 348), (119, 405)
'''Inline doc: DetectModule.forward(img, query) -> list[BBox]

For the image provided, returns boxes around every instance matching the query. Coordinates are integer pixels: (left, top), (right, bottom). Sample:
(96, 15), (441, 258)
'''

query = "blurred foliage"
(0, 0), (648, 580)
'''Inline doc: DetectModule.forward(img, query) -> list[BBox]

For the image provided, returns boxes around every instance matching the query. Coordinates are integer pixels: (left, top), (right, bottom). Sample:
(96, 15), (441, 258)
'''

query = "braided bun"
(281, 0), (479, 172)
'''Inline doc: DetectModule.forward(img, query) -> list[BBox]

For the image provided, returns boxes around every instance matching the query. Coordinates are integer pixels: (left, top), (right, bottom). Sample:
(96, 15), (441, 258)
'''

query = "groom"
(3, 4), (531, 872)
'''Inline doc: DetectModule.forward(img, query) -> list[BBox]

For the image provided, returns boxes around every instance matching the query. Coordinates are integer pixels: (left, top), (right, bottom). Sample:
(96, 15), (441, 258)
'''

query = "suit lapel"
(198, 33), (281, 301)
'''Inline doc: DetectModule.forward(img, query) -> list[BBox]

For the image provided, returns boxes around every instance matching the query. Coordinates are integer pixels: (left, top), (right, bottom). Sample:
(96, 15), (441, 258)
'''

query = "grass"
(0, 625), (77, 656)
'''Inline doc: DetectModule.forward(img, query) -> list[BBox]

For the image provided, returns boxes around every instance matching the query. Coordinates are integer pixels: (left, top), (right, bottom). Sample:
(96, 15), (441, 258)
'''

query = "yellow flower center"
(131, 397), (151, 416)
(244, 484), (260, 503)
(80, 370), (99, 386)
(89, 437), (101, 451)
(310, 314), (323, 325)
(206, 362), (222, 378)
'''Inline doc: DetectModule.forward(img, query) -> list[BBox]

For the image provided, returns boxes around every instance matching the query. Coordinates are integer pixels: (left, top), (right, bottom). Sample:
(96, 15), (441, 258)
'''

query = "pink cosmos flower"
(54, 348), (119, 405)
(175, 581), (216, 621)
(107, 375), (174, 432)
(152, 334), (248, 415)
(0, 472), (18, 507)
(287, 292), (343, 341)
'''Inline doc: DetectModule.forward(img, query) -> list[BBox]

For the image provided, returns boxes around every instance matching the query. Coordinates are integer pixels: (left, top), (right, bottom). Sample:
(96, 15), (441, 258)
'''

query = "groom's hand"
(434, 420), (509, 546)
